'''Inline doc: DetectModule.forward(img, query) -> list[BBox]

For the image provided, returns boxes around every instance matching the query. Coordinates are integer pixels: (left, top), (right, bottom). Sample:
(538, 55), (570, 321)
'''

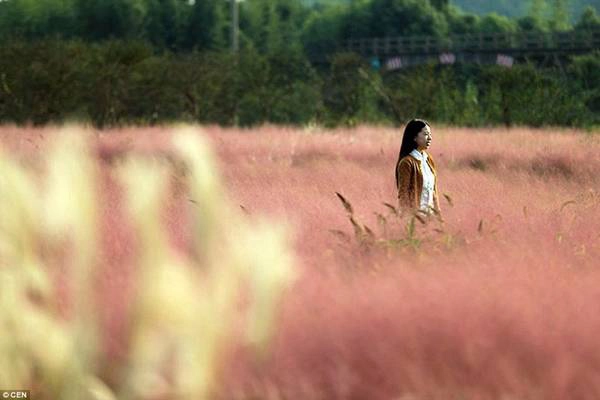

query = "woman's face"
(414, 125), (432, 151)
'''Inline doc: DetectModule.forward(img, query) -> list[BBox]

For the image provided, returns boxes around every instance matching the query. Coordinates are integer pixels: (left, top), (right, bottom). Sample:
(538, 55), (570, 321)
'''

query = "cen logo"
(1, 392), (30, 399)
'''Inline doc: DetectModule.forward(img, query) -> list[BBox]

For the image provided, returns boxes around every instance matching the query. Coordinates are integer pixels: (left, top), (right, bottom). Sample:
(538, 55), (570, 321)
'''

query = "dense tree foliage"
(1, 39), (597, 128)
(452, 0), (600, 21)
(0, 0), (598, 128)
(2, 0), (599, 49)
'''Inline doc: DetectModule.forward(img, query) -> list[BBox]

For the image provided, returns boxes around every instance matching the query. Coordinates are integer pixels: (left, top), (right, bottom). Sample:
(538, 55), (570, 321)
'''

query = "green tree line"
(0, 0), (599, 128)
(1, 39), (598, 128)
(2, 0), (600, 53)
(451, 0), (599, 22)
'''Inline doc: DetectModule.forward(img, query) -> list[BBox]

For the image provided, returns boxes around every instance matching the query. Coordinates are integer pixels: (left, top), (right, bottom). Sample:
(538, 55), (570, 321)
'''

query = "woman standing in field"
(395, 119), (442, 218)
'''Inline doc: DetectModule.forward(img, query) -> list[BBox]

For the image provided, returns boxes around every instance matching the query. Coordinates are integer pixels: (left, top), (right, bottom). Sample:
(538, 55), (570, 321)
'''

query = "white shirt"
(409, 149), (435, 212)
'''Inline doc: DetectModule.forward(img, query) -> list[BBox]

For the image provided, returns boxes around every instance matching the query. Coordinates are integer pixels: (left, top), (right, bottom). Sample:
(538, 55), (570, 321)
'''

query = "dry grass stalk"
(0, 126), (296, 400)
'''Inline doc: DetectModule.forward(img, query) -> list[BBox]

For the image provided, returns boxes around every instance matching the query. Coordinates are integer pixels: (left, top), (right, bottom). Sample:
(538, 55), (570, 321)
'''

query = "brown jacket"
(395, 151), (441, 214)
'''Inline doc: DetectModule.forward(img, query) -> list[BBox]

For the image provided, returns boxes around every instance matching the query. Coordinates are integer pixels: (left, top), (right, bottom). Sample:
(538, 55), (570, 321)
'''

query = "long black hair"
(395, 118), (429, 189)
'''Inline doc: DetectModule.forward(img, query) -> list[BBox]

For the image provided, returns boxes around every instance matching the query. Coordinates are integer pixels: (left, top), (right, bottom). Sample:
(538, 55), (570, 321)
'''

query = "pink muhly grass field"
(2, 124), (600, 399)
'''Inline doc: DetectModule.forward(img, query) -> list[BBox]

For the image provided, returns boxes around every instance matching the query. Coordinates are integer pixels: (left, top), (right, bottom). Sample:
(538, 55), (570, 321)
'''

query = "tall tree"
(528, 0), (548, 21)
(241, 0), (305, 54)
(182, 0), (227, 50)
(575, 6), (600, 30)
(144, 0), (181, 49)
(0, 0), (78, 39)
(429, 0), (448, 11)
(73, 0), (141, 40)
(364, 0), (448, 38)
(549, 0), (571, 30)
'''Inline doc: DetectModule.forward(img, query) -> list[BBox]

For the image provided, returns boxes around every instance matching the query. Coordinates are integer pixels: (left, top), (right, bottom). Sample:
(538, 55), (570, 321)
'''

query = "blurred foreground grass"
(0, 126), (295, 400)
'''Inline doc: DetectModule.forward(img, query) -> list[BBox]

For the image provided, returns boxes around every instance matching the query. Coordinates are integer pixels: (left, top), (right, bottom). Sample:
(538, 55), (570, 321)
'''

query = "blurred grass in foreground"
(0, 126), (295, 400)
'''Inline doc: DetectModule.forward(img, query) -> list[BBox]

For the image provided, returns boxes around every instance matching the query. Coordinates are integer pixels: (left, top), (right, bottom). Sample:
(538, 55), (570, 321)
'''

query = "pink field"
(2, 124), (600, 399)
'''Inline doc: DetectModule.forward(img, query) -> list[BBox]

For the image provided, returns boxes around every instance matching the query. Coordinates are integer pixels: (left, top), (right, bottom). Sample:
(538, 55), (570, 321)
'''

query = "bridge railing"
(344, 29), (600, 56)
